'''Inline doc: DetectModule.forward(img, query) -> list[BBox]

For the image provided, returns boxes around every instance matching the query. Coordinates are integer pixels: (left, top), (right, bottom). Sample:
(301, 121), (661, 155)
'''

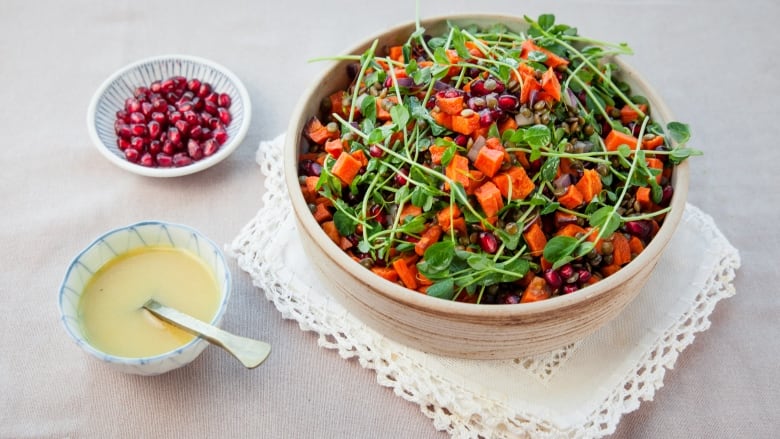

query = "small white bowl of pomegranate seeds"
(87, 54), (251, 177)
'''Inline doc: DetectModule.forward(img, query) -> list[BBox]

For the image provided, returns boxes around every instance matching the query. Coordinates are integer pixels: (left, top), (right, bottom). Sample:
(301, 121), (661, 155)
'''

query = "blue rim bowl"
(58, 221), (231, 375)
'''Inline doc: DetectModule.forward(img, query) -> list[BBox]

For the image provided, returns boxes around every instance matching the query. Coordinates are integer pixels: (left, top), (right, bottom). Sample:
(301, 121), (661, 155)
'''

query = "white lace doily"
(229, 134), (740, 438)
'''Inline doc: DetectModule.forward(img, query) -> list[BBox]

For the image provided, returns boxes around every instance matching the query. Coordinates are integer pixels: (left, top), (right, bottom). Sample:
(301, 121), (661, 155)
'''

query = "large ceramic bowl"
(58, 221), (232, 375)
(284, 15), (689, 359)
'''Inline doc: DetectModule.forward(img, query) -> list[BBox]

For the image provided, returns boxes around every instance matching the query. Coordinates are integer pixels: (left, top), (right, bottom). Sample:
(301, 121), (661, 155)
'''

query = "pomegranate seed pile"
(113, 76), (232, 167)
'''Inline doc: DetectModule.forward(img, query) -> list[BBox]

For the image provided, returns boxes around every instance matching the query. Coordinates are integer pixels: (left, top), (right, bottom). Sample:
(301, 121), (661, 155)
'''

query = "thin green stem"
(530, 22), (644, 118)
(348, 39), (379, 123)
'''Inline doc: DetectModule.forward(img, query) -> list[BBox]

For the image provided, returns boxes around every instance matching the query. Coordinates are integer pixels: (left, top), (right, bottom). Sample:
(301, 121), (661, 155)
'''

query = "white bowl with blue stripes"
(87, 54), (251, 177)
(58, 221), (232, 375)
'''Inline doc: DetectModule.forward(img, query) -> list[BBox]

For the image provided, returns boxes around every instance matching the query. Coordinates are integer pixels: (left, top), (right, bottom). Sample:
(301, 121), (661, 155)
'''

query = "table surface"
(2, 1), (777, 437)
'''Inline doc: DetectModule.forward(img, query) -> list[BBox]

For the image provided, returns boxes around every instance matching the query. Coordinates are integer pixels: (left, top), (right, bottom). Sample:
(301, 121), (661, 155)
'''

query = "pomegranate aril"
(192, 96), (203, 111)
(205, 92), (219, 104)
(187, 139), (203, 160)
(197, 83), (211, 98)
(149, 140), (162, 155)
(625, 221), (652, 240)
(162, 140), (176, 155)
(213, 127), (228, 145)
(454, 134), (468, 147)
(660, 185), (674, 206)
(208, 117), (221, 130)
(368, 204), (382, 219)
(178, 101), (193, 112)
(395, 168), (408, 185)
(184, 110), (199, 125)
(189, 125), (203, 140)
(369, 144), (383, 158)
(202, 139), (219, 157)
(141, 101), (153, 117)
(131, 124), (147, 136)
(115, 123), (132, 139)
(124, 148), (140, 163)
(150, 80), (162, 93)
(148, 121), (161, 139)
(187, 78), (201, 92)
(152, 98), (167, 112)
(169, 111), (183, 124)
(558, 263), (574, 280)
(478, 232), (499, 254)
(174, 119), (189, 134)
(218, 93), (231, 108)
(204, 100), (219, 116)
(577, 269), (592, 283)
(173, 152), (192, 167)
(156, 153), (173, 167)
(129, 112), (145, 124)
(125, 97), (141, 113)
(117, 138), (131, 150)
(116, 109), (129, 122)
(562, 284), (579, 294)
(130, 136), (145, 151)
(169, 127), (182, 146)
(470, 79), (488, 96)
(139, 152), (154, 167)
(218, 107), (231, 125)
(151, 111), (167, 125)
(543, 268), (563, 289)
(497, 94), (519, 111)
(154, 152), (173, 168)
(161, 78), (175, 92)
(172, 76), (187, 88)
(182, 91), (195, 101)
(478, 110), (493, 127)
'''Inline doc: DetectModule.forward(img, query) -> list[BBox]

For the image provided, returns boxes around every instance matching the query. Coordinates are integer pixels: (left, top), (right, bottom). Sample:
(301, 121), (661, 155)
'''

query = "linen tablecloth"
(1, 1), (777, 437)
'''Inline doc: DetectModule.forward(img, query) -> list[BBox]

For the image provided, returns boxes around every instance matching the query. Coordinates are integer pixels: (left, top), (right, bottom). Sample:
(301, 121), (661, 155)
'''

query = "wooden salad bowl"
(284, 15), (689, 359)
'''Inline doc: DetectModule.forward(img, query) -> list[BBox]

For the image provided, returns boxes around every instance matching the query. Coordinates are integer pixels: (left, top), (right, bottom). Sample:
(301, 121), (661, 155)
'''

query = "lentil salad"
(297, 14), (700, 304)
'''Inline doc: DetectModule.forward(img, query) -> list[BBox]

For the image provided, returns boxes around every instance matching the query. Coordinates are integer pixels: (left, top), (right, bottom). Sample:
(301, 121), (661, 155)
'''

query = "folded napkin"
(230, 134), (740, 438)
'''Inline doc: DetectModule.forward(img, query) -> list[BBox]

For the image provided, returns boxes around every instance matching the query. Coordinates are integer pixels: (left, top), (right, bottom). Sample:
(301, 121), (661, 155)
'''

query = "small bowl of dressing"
(58, 221), (231, 375)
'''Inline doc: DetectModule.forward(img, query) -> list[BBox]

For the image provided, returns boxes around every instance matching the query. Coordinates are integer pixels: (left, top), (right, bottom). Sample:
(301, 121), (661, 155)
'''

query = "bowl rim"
(58, 220), (232, 365)
(284, 14), (689, 318)
(86, 53), (252, 178)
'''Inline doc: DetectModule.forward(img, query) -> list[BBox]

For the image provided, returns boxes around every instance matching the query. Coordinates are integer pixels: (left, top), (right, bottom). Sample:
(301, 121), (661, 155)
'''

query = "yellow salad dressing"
(78, 246), (222, 357)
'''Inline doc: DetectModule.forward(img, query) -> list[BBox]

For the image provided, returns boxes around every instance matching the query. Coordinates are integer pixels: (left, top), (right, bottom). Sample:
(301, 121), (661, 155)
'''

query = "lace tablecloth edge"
(227, 136), (741, 438)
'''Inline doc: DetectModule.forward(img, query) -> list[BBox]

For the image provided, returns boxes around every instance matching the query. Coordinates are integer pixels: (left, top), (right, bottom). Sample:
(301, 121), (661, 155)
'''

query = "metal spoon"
(143, 299), (271, 369)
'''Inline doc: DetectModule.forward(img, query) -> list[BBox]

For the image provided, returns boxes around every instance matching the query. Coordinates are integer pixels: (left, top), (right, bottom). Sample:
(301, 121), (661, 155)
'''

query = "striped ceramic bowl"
(87, 55), (251, 177)
(58, 221), (232, 375)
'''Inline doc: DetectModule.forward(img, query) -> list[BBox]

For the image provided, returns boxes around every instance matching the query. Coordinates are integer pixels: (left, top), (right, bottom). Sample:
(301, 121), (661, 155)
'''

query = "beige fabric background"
(0, 1), (776, 437)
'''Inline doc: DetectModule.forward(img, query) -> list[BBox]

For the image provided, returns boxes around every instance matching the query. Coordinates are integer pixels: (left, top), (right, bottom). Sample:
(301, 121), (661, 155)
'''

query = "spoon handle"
(143, 299), (271, 369)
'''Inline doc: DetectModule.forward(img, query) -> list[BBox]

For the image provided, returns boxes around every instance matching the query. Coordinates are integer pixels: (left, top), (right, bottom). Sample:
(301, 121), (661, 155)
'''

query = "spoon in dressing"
(143, 299), (271, 368)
